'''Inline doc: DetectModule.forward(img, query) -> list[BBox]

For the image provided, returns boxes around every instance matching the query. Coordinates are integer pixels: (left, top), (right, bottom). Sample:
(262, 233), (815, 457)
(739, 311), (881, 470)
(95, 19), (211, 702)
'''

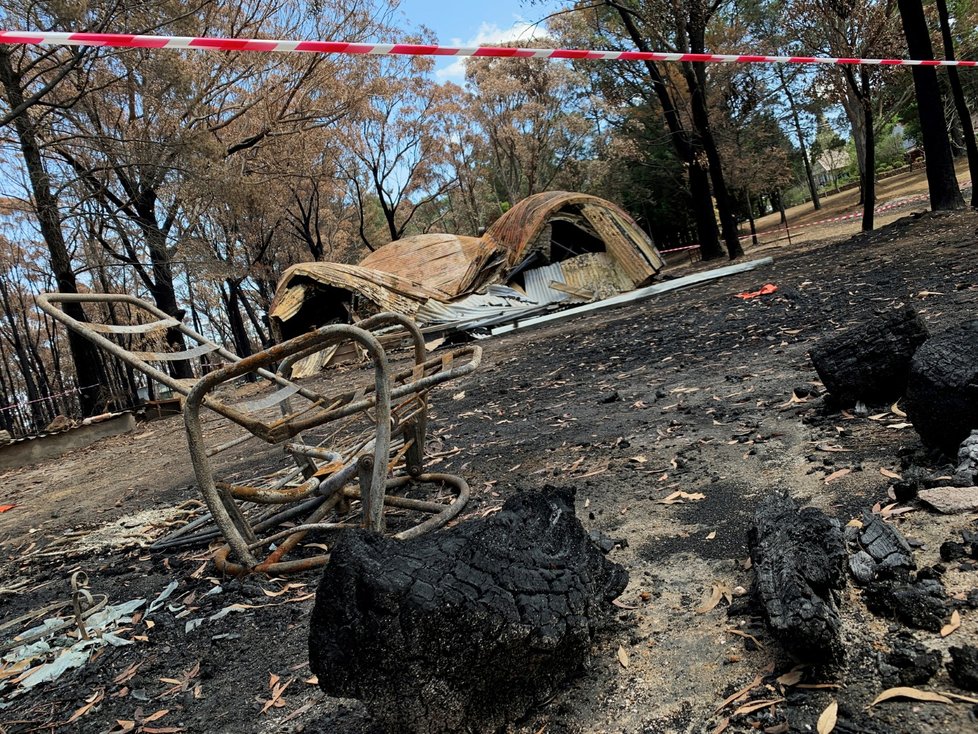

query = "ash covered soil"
(2, 210), (978, 734)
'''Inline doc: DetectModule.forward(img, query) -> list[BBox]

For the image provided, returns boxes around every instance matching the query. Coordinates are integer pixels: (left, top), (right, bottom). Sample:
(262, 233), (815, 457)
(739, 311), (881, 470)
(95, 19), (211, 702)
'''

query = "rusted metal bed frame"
(36, 292), (481, 575)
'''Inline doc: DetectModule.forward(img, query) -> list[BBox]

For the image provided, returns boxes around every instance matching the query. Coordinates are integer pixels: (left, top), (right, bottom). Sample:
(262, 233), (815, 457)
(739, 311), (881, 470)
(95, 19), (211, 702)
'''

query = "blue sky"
(395, 0), (561, 80)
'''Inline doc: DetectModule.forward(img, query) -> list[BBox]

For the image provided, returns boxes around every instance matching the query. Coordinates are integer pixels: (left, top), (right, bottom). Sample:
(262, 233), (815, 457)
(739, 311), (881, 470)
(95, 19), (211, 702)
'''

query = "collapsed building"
(270, 191), (663, 348)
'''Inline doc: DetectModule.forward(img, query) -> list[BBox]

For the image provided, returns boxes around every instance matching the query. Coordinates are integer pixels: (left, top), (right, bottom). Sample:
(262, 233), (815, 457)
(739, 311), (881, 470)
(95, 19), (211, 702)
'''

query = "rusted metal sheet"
(359, 234), (501, 297)
(483, 191), (663, 276)
(270, 262), (449, 322)
(579, 204), (660, 286)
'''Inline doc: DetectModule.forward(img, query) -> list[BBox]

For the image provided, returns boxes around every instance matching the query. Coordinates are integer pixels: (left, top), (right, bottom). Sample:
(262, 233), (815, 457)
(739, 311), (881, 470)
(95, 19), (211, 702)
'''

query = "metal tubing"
(183, 323), (392, 568)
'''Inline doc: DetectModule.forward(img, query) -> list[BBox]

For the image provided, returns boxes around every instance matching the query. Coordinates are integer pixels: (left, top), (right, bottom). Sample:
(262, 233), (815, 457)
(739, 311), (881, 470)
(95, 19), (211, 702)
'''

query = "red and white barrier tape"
(1, 31), (977, 67)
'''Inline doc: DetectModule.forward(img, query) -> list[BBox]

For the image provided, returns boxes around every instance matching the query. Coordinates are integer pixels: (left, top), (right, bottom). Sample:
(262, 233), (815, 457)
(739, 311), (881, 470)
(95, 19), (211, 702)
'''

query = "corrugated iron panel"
(270, 283), (307, 321)
(415, 286), (537, 326)
(359, 233), (498, 296)
(524, 262), (570, 305)
(483, 191), (663, 276)
(270, 262), (446, 324)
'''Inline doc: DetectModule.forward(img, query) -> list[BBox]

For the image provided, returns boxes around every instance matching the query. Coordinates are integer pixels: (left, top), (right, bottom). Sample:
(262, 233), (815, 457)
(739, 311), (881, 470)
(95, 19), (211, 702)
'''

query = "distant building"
(813, 149), (849, 189)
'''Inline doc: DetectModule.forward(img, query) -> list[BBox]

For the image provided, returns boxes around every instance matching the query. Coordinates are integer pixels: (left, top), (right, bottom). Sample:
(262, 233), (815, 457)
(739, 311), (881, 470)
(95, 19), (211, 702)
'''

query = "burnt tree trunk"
(860, 68), (875, 232)
(897, 0), (965, 211)
(905, 320), (978, 457)
(612, 3), (725, 261)
(779, 67), (821, 211)
(747, 493), (846, 662)
(0, 48), (105, 415)
(936, 0), (978, 209)
(309, 487), (627, 734)
(684, 20), (743, 259)
(808, 306), (928, 404)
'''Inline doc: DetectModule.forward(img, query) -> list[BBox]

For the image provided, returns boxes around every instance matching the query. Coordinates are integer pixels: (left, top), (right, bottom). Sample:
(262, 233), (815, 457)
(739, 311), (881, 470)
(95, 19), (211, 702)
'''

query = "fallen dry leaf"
(725, 628), (766, 650)
(659, 490), (706, 505)
(714, 672), (765, 713)
(452, 391), (465, 401)
(817, 443), (850, 453)
(816, 700), (837, 734)
(706, 531), (717, 541)
(112, 662), (141, 685)
(879, 468), (902, 480)
(66, 689), (104, 724)
(711, 717), (730, 734)
(732, 698), (784, 716)
(870, 687), (953, 706)
(940, 610), (961, 638)
(886, 422), (913, 430)
(617, 645), (629, 668)
(695, 583), (732, 614)
(890, 401), (907, 418)
(260, 674), (294, 715)
(776, 669), (804, 687)
(824, 468), (851, 484)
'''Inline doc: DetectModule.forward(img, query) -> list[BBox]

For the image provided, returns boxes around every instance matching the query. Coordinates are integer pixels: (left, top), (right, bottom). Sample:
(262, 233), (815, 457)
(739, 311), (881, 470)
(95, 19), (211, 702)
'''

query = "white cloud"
(435, 19), (550, 81)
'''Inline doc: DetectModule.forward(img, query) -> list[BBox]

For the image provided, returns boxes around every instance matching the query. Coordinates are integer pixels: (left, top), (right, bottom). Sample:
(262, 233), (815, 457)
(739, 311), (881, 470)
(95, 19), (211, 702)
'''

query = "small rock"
(599, 391), (621, 404)
(918, 487), (978, 514)
(947, 646), (978, 692)
(793, 386), (811, 399)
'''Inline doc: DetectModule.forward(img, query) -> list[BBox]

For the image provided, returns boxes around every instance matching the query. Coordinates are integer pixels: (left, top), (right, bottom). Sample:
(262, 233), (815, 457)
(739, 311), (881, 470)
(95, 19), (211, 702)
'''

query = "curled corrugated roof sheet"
(359, 233), (503, 297)
(483, 191), (662, 283)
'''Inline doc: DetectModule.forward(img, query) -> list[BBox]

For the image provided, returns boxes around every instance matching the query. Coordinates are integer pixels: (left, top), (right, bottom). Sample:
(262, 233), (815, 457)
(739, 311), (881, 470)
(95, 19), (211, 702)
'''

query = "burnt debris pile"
(308, 487), (628, 734)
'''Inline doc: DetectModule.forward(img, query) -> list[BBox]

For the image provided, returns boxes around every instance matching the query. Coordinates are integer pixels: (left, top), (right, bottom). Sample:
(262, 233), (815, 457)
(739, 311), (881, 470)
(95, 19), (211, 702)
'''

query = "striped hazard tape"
(1, 31), (977, 68)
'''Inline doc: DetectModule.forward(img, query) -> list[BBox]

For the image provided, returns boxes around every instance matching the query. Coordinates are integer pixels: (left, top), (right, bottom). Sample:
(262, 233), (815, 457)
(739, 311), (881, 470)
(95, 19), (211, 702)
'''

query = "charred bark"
(905, 320), (978, 457)
(0, 48), (105, 415)
(808, 306), (928, 404)
(747, 493), (846, 662)
(610, 2), (725, 260)
(936, 0), (978, 209)
(897, 0), (965, 211)
(309, 487), (628, 734)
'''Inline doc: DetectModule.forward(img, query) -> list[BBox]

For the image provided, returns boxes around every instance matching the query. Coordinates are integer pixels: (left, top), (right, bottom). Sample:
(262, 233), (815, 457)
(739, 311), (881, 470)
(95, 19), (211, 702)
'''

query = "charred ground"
(2, 209), (978, 733)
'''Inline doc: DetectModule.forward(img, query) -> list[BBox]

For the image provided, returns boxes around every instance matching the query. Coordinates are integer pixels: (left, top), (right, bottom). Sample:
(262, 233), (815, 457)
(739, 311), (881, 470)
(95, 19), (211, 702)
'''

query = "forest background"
(0, 0), (975, 436)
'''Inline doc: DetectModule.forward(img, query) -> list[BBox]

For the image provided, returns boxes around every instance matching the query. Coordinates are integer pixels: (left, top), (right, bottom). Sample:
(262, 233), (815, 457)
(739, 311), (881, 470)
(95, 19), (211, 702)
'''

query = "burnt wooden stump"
(808, 306), (928, 404)
(906, 321), (978, 456)
(308, 487), (628, 734)
(747, 494), (846, 662)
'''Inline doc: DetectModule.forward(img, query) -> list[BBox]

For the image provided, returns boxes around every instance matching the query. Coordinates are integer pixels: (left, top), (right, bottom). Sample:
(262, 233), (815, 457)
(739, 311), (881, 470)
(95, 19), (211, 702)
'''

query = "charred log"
(808, 306), (928, 404)
(747, 494), (846, 662)
(308, 487), (628, 734)
(905, 321), (978, 456)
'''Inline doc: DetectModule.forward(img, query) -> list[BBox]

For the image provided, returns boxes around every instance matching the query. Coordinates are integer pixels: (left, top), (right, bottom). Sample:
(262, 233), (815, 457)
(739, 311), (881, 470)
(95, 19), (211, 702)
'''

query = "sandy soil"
(2, 210), (978, 734)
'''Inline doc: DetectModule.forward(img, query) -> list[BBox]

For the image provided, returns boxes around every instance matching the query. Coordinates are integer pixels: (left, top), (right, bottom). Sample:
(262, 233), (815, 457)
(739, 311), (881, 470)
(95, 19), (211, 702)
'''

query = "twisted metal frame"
(36, 292), (481, 574)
